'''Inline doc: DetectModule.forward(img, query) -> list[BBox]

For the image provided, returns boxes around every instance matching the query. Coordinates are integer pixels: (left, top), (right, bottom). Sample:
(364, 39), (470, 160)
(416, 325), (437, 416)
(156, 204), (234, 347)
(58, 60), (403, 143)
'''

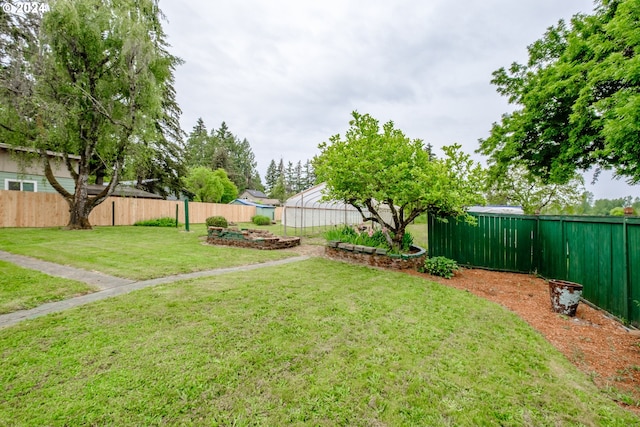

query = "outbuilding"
(230, 198), (276, 221)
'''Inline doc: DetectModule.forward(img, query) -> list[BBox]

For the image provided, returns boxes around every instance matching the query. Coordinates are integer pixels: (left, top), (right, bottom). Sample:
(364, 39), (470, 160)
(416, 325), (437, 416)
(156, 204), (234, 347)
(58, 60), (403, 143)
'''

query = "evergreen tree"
(284, 161), (295, 195)
(265, 159), (278, 194)
(303, 159), (316, 189)
(184, 118), (210, 168)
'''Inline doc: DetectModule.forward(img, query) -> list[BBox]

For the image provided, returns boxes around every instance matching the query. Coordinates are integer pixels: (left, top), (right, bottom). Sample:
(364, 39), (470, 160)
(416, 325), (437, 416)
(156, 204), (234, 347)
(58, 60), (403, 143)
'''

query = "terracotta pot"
(548, 279), (583, 316)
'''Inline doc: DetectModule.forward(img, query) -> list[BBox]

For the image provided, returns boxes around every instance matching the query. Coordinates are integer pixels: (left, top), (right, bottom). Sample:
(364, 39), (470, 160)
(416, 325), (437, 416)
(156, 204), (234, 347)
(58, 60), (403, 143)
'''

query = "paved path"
(0, 251), (309, 329)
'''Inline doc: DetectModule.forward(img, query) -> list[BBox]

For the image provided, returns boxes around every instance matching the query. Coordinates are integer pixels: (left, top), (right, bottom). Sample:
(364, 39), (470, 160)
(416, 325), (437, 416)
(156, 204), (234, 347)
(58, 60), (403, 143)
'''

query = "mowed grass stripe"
(0, 261), (96, 314)
(0, 226), (296, 280)
(0, 258), (634, 426)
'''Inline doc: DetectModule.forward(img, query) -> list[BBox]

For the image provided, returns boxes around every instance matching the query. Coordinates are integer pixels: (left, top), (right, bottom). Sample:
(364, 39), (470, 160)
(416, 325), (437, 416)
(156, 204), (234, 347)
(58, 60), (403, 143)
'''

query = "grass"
(0, 258), (635, 425)
(0, 261), (96, 314)
(0, 226), (296, 280)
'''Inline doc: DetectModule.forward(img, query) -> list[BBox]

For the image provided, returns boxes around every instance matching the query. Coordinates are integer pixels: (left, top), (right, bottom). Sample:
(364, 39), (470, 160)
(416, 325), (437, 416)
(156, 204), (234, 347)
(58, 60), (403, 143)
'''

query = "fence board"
(429, 213), (640, 326)
(0, 190), (282, 228)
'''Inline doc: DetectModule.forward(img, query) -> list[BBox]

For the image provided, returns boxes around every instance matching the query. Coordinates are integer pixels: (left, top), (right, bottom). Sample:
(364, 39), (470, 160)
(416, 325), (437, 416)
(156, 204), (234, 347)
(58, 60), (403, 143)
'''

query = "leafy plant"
(134, 217), (178, 227)
(206, 216), (228, 228)
(251, 215), (271, 226)
(324, 224), (413, 253)
(420, 256), (459, 279)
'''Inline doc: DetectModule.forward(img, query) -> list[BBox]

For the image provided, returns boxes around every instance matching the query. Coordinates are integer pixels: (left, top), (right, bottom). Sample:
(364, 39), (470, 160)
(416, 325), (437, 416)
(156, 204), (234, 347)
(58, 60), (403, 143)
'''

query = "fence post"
(112, 201), (115, 226)
(623, 217), (630, 321)
(175, 204), (179, 228)
(184, 199), (190, 232)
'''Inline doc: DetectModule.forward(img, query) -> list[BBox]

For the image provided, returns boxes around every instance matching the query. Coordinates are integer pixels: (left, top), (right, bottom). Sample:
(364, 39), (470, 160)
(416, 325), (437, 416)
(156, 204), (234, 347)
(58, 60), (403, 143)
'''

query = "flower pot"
(548, 279), (583, 316)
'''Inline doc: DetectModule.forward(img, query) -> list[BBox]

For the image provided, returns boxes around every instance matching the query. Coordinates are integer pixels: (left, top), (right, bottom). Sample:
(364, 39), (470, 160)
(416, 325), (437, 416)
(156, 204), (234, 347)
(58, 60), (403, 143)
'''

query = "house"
(238, 189), (280, 206)
(230, 198), (276, 221)
(1, 144), (163, 199)
(86, 184), (164, 199)
(0, 143), (78, 194)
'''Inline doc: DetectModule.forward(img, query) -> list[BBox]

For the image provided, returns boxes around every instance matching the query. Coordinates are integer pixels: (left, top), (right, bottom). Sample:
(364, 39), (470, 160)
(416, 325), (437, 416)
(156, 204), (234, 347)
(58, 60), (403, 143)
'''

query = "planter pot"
(548, 279), (583, 316)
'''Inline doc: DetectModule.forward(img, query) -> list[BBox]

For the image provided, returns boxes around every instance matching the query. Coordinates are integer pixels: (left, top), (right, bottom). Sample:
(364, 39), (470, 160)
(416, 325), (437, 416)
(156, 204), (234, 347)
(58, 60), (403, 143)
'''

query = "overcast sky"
(159, 0), (639, 200)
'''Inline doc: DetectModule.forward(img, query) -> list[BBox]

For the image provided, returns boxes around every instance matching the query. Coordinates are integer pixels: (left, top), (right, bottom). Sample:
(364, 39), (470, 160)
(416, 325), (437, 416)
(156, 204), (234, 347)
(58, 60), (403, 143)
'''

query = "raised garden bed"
(325, 241), (426, 270)
(207, 227), (300, 250)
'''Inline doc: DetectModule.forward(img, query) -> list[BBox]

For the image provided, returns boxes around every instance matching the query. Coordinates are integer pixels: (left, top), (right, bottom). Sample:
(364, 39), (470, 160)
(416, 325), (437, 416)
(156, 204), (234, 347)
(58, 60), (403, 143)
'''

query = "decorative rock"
(207, 226), (300, 250)
(325, 244), (427, 270)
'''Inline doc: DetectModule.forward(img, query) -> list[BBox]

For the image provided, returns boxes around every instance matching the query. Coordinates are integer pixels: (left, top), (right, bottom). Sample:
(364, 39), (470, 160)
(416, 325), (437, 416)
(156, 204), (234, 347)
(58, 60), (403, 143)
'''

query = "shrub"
(206, 216), (228, 228)
(400, 231), (414, 252)
(134, 217), (178, 227)
(324, 224), (413, 253)
(252, 215), (271, 226)
(420, 256), (459, 279)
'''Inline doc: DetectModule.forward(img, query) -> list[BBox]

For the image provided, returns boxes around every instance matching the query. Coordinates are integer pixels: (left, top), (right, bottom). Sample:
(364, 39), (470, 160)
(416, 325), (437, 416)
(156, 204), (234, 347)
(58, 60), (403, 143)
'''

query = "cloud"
(160, 0), (638, 199)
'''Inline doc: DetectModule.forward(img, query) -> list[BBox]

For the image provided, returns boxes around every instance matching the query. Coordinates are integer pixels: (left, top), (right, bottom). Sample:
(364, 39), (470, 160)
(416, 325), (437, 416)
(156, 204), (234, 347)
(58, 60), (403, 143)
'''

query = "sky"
(159, 0), (639, 201)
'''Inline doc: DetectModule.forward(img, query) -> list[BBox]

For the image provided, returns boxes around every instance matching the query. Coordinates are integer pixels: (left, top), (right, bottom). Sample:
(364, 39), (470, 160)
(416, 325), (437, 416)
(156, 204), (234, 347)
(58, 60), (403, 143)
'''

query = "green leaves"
(480, 0), (640, 184)
(314, 111), (484, 251)
(183, 167), (238, 203)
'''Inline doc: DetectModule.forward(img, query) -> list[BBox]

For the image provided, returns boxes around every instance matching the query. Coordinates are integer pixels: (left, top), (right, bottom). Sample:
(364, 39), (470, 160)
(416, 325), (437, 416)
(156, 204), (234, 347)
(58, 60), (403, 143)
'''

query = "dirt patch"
(405, 267), (640, 412)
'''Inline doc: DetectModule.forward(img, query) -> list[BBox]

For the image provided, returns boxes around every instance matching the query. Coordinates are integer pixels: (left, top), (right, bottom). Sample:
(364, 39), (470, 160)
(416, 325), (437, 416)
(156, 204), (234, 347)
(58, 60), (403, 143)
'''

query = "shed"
(230, 198), (276, 220)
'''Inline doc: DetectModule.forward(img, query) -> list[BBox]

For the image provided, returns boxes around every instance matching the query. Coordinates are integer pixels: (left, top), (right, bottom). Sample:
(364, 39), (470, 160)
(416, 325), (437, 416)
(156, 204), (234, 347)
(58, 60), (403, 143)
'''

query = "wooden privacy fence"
(428, 213), (640, 326)
(0, 190), (282, 228)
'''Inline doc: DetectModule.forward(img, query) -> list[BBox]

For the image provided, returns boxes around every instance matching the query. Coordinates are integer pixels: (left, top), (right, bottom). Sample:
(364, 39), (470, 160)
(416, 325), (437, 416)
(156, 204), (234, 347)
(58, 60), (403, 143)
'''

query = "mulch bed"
(406, 267), (640, 413)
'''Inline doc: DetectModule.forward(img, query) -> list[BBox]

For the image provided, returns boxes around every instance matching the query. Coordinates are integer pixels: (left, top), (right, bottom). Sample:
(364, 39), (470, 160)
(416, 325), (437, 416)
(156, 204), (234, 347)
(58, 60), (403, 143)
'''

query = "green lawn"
(0, 258), (635, 426)
(0, 226), (296, 280)
(0, 261), (96, 314)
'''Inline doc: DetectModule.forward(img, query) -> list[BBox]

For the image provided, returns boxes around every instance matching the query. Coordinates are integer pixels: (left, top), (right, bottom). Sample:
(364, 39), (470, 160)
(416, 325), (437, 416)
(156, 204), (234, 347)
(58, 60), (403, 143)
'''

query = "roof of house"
(242, 189), (268, 198)
(230, 198), (275, 208)
(0, 143), (81, 160)
(87, 184), (164, 199)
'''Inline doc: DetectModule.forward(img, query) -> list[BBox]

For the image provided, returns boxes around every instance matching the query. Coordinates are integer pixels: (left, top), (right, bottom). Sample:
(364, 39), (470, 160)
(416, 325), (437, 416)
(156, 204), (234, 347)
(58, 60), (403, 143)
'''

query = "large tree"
(0, 0), (181, 229)
(314, 111), (484, 251)
(484, 164), (585, 214)
(478, 0), (640, 185)
(183, 119), (260, 193)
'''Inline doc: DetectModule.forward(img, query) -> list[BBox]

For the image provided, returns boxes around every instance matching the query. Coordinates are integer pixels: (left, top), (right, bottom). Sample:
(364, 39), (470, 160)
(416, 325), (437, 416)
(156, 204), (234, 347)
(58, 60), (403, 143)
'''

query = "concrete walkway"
(0, 251), (309, 329)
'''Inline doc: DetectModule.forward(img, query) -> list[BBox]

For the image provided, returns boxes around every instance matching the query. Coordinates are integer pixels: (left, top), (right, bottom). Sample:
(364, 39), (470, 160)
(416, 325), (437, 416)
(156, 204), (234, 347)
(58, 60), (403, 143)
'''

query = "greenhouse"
(282, 183), (393, 235)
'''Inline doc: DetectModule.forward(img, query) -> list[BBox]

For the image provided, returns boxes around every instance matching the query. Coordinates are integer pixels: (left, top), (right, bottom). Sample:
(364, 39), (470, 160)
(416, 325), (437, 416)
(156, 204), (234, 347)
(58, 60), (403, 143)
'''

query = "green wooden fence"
(428, 213), (640, 326)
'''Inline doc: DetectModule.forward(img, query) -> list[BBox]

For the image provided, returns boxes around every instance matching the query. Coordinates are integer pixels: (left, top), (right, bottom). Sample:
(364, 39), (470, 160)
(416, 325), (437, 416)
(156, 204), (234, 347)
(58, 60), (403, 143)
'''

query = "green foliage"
(420, 256), (459, 279)
(206, 216), (228, 228)
(183, 167), (237, 203)
(314, 111), (484, 252)
(484, 164), (586, 214)
(610, 207), (625, 216)
(183, 120), (260, 193)
(212, 168), (239, 203)
(133, 217), (178, 227)
(479, 0), (640, 185)
(0, 0), (182, 229)
(251, 215), (272, 226)
(324, 224), (414, 253)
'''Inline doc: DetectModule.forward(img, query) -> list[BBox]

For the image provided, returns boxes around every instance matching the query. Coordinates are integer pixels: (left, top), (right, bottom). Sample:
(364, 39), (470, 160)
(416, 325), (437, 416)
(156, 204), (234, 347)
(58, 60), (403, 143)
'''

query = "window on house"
(5, 179), (37, 192)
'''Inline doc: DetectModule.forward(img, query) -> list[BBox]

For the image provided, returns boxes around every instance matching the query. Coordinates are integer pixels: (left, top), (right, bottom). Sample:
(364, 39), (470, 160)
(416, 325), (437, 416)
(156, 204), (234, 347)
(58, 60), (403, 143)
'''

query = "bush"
(134, 217), (178, 227)
(400, 231), (414, 252)
(206, 216), (228, 228)
(323, 224), (413, 253)
(251, 215), (271, 226)
(420, 256), (459, 279)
